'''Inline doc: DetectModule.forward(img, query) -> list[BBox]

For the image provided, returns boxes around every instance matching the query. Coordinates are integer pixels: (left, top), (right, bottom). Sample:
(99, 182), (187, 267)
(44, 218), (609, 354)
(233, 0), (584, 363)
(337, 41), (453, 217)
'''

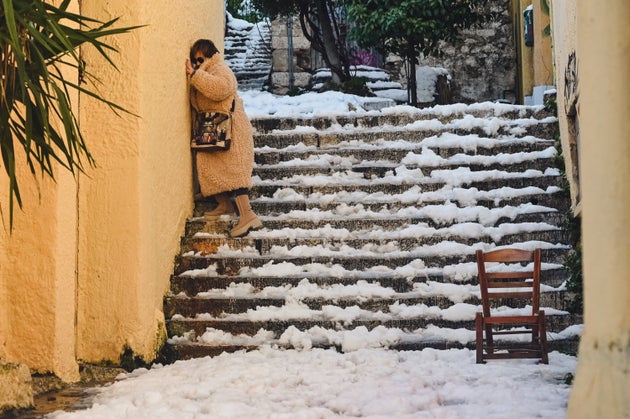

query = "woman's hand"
(185, 59), (195, 76)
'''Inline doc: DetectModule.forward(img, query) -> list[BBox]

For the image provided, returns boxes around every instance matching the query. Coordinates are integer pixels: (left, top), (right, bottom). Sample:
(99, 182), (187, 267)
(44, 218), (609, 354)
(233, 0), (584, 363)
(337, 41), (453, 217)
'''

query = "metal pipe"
(287, 15), (294, 90)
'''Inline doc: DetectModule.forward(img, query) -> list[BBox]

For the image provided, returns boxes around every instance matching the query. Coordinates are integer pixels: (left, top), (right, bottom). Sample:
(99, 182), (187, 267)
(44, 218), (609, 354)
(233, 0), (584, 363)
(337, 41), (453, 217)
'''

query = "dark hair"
(190, 39), (220, 61)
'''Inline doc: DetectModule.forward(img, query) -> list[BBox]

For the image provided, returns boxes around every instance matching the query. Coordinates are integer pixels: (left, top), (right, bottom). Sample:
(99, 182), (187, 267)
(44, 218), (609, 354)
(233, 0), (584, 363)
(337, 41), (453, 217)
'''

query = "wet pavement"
(4, 384), (99, 418)
(2, 366), (123, 419)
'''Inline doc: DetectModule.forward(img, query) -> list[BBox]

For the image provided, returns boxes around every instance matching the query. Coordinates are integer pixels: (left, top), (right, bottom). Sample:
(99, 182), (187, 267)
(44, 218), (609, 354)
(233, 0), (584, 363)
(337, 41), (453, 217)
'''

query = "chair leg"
(532, 323), (540, 344)
(539, 311), (549, 364)
(476, 312), (484, 363)
(485, 324), (494, 354)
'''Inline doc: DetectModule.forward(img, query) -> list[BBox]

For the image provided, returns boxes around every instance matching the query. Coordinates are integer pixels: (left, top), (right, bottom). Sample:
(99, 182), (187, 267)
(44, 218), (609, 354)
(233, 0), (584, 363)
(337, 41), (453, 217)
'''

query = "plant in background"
(345, 0), (493, 107)
(541, 0), (551, 37)
(226, 0), (264, 23)
(1, 0), (138, 228)
(120, 344), (149, 372)
(320, 76), (374, 96)
(564, 217), (583, 314)
(552, 117), (583, 315)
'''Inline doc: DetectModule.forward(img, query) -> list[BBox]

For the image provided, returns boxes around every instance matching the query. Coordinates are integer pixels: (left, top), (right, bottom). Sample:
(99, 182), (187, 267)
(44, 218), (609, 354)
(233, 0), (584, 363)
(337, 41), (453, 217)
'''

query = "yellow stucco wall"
(567, 0), (630, 417)
(0, 0), (224, 381)
(532, 1), (552, 86)
(513, 0), (553, 103)
(0, 0), (82, 382)
(75, 0), (224, 364)
(550, 0), (580, 210)
(0, 170), (80, 381)
(512, 0), (533, 102)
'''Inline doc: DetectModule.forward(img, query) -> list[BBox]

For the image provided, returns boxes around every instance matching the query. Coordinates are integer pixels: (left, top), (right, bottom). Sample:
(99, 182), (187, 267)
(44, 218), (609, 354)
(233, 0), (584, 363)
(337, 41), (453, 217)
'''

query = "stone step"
(164, 289), (570, 318)
(182, 229), (569, 256)
(252, 124), (558, 149)
(253, 159), (557, 181)
(250, 176), (562, 200)
(192, 192), (569, 219)
(254, 138), (556, 164)
(169, 266), (568, 295)
(166, 336), (579, 361)
(250, 108), (556, 133)
(166, 312), (580, 339)
(186, 210), (568, 236)
(230, 55), (271, 62)
(173, 246), (571, 276)
(229, 61), (271, 71)
(244, 196), (568, 221)
(234, 71), (270, 81)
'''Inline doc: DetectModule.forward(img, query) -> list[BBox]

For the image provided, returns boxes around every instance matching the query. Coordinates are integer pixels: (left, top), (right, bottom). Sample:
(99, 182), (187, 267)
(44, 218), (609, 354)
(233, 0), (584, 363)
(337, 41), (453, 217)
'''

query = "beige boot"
(230, 194), (262, 237)
(204, 193), (235, 220)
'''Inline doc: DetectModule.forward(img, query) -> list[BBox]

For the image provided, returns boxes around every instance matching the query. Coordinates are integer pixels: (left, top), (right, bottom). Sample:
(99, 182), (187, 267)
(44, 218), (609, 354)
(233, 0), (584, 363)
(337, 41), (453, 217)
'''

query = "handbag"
(191, 98), (235, 152)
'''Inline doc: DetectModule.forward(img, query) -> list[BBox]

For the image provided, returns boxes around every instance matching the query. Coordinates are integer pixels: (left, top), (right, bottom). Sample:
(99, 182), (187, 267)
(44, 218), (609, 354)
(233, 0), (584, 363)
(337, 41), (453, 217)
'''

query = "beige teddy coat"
(189, 53), (254, 197)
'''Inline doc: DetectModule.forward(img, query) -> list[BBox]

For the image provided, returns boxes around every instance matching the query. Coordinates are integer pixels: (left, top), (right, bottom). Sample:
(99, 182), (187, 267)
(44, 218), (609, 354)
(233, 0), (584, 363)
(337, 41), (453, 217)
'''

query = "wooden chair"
(475, 248), (549, 364)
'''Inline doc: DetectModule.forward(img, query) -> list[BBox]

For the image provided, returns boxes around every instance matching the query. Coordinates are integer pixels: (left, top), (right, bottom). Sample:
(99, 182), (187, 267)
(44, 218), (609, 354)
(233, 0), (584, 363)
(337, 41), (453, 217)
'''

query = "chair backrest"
(475, 248), (542, 318)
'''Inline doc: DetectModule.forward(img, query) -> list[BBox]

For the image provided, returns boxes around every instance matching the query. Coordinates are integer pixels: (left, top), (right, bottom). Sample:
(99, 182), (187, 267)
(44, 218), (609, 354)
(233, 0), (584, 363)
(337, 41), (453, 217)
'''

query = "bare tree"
(251, 0), (352, 84)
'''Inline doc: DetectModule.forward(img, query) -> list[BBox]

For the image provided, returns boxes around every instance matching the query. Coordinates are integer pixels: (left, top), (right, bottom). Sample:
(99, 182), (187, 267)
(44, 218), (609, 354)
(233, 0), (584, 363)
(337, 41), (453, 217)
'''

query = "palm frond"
(1, 0), (142, 229)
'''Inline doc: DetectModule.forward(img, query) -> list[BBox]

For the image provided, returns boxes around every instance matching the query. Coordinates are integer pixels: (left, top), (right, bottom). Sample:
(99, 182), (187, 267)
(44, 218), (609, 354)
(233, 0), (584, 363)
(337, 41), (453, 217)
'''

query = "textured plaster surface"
(0, 0), (224, 383)
(550, 0), (580, 210)
(75, 0), (223, 363)
(567, 1), (630, 417)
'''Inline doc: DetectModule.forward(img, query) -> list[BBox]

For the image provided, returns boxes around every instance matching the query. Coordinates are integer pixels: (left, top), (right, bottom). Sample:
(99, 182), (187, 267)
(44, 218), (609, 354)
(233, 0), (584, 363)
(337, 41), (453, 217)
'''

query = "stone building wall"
(412, 1), (517, 103)
(270, 17), (312, 94)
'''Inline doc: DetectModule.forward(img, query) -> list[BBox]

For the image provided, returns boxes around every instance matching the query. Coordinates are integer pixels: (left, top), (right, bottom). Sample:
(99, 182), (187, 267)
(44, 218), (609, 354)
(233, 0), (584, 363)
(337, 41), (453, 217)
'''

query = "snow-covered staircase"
(224, 13), (271, 91)
(162, 103), (581, 360)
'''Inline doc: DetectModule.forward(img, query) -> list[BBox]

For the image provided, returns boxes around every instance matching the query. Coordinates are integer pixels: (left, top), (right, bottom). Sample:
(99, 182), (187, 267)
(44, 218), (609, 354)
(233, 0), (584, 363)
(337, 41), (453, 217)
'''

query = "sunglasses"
(192, 57), (205, 65)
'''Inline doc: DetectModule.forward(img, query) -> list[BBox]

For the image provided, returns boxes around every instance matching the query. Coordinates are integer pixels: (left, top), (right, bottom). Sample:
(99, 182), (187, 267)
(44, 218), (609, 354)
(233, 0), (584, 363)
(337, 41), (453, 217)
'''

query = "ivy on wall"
(546, 94), (583, 315)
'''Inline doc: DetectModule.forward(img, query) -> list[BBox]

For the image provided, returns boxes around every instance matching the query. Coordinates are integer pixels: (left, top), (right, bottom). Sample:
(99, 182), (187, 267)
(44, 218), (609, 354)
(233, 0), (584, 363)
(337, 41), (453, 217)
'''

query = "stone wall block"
(273, 50), (290, 71)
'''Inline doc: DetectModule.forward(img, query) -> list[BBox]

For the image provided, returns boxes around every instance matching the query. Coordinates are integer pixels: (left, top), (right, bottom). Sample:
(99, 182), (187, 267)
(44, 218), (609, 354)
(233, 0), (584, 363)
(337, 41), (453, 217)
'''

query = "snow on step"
(163, 103), (580, 360)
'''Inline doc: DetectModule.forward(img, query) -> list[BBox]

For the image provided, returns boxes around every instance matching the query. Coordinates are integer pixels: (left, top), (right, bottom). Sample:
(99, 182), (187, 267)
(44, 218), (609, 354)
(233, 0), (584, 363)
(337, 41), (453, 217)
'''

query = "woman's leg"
(204, 192), (236, 220)
(230, 189), (262, 237)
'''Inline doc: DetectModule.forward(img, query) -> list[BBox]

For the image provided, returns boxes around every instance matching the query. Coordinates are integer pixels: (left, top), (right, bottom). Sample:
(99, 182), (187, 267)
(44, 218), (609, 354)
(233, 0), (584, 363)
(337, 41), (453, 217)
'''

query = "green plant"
(544, 94), (557, 116)
(562, 206), (583, 314)
(541, 0), (551, 37)
(120, 344), (149, 372)
(1, 0), (139, 228)
(554, 132), (583, 315)
(320, 76), (374, 97)
(345, 0), (493, 106)
(564, 372), (574, 385)
(287, 86), (306, 96)
(226, 0), (264, 23)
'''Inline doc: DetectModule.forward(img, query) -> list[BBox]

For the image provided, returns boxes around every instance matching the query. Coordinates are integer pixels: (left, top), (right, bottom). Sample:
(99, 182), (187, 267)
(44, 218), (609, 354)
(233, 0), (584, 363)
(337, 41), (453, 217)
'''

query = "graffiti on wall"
(564, 51), (579, 116)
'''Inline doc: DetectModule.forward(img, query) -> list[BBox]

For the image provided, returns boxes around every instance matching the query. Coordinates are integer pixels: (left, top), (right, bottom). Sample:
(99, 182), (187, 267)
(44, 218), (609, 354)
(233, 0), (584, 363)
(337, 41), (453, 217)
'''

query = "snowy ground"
(45, 91), (576, 419)
(48, 347), (575, 419)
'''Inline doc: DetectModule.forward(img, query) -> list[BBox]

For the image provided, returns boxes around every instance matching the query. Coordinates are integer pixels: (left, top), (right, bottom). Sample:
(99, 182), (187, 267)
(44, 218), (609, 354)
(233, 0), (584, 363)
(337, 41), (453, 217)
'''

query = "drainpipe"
(287, 15), (294, 91)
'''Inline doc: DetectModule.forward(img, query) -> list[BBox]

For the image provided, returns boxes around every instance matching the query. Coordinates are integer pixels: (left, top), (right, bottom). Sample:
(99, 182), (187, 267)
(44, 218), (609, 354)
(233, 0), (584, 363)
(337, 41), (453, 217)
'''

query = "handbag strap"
(193, 97), (236, 121)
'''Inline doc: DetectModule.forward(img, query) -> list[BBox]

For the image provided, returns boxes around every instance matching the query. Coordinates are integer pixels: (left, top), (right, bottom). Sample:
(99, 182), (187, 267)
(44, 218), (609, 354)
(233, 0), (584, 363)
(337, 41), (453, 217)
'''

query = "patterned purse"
(191, 98), (235, 152)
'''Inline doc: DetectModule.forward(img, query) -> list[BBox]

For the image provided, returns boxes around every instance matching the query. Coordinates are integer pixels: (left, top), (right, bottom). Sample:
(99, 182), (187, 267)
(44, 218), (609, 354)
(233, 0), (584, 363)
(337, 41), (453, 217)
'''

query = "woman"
(185, 39), (262, 238)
